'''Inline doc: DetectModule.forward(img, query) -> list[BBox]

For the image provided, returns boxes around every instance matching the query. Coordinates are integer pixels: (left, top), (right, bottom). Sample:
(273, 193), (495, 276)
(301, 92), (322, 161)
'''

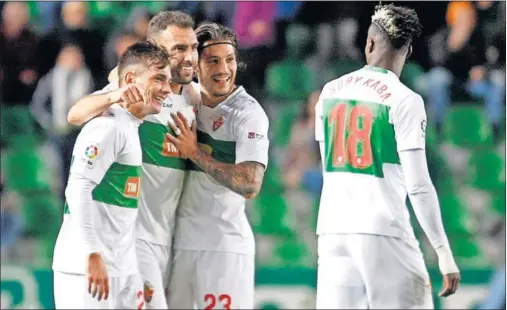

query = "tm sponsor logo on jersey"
(124, 177), (141, 198)
(162, 134), (181, 157)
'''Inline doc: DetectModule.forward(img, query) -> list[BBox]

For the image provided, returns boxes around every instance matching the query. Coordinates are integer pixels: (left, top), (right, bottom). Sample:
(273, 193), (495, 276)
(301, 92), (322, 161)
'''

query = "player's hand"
(111, 84), (144, 110)
(87, 252), (109, 301)
(166, 112), (198, 159)
(439, 272), (460, 297)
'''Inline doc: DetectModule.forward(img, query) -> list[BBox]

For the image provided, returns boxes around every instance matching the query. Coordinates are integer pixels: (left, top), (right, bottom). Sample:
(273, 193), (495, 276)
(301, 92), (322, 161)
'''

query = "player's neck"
(368, 55), (403, 77)
(128, 105), (146, 121)
(201, 85), (238, 108)
(170, 82), (183, 95)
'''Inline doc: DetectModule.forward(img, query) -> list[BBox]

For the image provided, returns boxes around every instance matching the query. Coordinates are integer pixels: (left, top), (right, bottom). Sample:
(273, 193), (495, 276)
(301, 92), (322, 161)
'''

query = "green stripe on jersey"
(322, 99), (399, 178)
(138, 120), (187, 170)
(91, 162), (141, 208)
(187, 130), (236, 171)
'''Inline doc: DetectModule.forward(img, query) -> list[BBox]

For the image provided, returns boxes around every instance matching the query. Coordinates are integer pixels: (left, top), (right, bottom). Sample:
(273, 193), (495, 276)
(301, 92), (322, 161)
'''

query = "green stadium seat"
(2, 149), (44, 193)
(330, 60), (363, 78)
(275, 236), (309, 266)
(254, 194), (290, 236)
(271, 102), (301, 148)
(466, 150), (504, 191)
(491, 184), (506, 217)
(1, 106), (37, 149)
(400, 61), (425, 94)
(438, 194), (482, 261)
(265, 60), (315, 102)
(443, 106), (493, 148)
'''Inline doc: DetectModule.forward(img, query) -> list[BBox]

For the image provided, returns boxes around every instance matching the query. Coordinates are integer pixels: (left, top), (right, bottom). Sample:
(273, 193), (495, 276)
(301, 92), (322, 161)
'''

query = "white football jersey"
(89, 82), (197, 246)
(315, 66), (427, 239)
(174, 86), (270, 255)
(52, 105), (143, 277)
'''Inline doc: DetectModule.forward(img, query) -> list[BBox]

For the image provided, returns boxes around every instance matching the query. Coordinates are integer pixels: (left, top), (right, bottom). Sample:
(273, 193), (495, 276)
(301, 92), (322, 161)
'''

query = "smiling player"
(52, 41), (171, 309)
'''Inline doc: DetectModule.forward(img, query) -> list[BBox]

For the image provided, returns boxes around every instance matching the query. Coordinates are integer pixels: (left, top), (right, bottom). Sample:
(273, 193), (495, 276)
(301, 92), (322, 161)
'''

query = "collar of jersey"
(200, 85), (245, 110)
(110, 104), (143, 126)
(363, 65), (398, 79)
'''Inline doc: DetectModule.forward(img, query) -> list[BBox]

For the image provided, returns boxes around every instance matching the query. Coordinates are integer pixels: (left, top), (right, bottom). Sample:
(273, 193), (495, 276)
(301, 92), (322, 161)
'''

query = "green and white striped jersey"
(174, 86), (270, 255)
(53, 105), (143, 277)
(89, 82), (197, 246)
(315, 66), (427, 240)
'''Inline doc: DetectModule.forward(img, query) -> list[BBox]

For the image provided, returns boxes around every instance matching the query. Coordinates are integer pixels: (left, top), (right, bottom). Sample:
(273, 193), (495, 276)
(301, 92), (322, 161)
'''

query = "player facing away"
(52, 41), (171, 309)
(66, 11), (198, 309)
(314, 4), (460, 309)
(165, 23), (270, 309)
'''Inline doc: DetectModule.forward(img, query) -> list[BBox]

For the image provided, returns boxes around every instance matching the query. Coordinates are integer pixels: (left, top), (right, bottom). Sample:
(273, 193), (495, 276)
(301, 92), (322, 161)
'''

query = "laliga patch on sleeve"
(82, 143), (100, 168)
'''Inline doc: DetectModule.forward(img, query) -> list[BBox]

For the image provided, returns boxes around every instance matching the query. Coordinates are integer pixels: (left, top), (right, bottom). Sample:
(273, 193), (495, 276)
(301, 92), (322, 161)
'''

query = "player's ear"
(124, 71), (136, 85)
(366, 37), (374, 55)
(407, 45), (413, 59)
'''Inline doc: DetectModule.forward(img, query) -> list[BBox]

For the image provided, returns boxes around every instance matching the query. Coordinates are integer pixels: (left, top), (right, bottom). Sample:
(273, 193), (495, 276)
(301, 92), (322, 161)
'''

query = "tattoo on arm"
(192, 149), (265, 199)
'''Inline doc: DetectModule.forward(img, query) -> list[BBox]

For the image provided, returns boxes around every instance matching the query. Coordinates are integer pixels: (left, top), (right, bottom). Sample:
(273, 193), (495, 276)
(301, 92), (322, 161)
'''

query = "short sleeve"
(392, 94), (427, 152)
(91, 81), (119, 96)
(235, 109), (270, 168)
(71, 121), (123, 184)
(315, 83), (331, 142)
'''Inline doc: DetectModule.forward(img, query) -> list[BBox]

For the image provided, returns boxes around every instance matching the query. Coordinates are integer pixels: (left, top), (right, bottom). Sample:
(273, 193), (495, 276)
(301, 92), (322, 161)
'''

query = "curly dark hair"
(371, 3), (422, 49)
(118, 41), (170, 76)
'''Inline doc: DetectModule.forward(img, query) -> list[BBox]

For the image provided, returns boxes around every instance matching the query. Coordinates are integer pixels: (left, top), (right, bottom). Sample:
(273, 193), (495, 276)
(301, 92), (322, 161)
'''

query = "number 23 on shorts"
(204, 293), (232, 310)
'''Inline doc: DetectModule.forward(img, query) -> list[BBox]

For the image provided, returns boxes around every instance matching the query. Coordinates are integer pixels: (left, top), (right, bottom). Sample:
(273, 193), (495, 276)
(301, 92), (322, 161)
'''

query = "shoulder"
(234, 91), (269, 126)
(92, 81), (119, 96)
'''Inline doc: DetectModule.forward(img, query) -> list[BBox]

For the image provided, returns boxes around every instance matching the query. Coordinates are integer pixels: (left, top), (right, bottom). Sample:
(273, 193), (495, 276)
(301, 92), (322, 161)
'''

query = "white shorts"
(136, 239), (172, 309)
(167, 250), (254, 309)
(53, 271), (144, 309)
(317, 234), (434, 309)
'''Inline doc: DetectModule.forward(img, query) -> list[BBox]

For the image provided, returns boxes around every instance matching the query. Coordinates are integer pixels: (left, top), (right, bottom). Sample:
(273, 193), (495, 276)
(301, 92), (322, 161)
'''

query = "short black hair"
(118, 41), (170, 77)
(370, 4), (422, 49)
(147, 10), (195, 39)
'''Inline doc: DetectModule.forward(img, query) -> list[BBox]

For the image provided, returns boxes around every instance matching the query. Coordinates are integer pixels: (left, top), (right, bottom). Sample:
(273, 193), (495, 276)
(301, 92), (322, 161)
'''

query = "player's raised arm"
(67, 80), (144, 126)
(167, 110), (269, 199)
(393, 94), (460, 296)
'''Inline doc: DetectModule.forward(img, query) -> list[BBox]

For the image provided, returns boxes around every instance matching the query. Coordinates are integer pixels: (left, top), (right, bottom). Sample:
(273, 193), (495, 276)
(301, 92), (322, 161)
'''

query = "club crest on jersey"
(212, 115), (226, 131)
(144, 281), (154, 303)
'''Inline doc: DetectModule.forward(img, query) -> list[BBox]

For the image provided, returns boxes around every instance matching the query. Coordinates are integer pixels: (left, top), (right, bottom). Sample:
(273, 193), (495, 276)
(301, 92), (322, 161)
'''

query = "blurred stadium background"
(0, 1), (505, 309)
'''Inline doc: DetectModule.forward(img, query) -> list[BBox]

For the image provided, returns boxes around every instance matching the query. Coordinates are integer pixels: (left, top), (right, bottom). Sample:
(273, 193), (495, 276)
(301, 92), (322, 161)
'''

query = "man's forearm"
(67, 92), (118, 126)
(191, 149), (264, 199)
(399, 150), (451, 249)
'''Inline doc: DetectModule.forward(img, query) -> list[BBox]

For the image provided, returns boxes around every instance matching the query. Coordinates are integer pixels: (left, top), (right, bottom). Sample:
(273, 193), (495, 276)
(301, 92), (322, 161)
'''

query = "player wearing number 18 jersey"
(314, 4), (460, 309)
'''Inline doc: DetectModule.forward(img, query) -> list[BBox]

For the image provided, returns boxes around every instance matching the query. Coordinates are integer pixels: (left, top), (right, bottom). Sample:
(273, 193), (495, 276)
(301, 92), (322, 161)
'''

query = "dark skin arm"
(166, 112), (265, 199)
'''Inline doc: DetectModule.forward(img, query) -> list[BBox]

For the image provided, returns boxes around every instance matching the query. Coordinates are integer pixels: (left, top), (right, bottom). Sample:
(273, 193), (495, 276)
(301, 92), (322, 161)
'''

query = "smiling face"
(121, 61), (172, 117)
(197, 41), (237, 102)
(154, 25), (198, 85)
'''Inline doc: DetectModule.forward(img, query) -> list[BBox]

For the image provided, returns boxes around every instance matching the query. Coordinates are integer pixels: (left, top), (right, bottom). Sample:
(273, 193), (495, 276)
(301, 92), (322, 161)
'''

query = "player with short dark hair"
(314, 4), (460, 309)
(52, 41), (171, 309)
